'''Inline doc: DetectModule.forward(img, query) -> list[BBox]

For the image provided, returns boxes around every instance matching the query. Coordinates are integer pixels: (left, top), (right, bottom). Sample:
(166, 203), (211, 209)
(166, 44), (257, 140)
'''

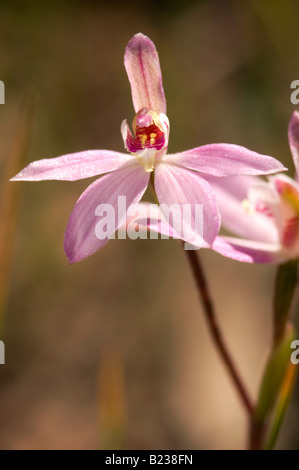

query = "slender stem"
(184, 248), (254, 416)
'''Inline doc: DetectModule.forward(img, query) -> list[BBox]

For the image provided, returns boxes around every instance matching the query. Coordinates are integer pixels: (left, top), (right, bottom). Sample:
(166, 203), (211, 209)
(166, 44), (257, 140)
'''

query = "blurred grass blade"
(265, 361), (298, 450)
(98, 351), (127, 450)
(255, 324), (295, 423)
(251, 324), (296, 449)
(0, 95), (34, 333)
(273, 260), (298, 346)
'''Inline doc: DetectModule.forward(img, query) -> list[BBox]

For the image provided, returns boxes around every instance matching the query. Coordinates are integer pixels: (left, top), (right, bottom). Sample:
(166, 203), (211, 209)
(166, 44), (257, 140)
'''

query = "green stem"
(273, 260), (298, 346)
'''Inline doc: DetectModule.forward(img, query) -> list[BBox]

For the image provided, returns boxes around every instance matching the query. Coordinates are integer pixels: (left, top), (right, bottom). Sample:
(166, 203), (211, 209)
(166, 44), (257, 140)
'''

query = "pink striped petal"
(124, 33), (166, 114)
(162, 144), (286, 177)
(288, 110), (299, 176)
(10, 150), (136, 181)
(126, 202), (179, 238)
(154, 163), (220, 246)
(212, 236), (283, 264)
(205, 173), (259, 201)
(125, 203), (284, 263)
(206, 175), (279, 244)
(64, 164), (149, 263)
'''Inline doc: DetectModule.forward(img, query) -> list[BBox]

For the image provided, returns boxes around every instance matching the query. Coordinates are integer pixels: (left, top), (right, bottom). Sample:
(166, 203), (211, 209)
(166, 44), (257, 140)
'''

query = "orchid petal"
(212, 236), (284, 264)
(125, 203), (285, 263)
(288, 110), (299, 176)
(206, 175), (280, 244)
(270, 173), (299, 249)
(10, 150), (136, 181)
(247, 180), (283, 235)
(126, 203), (211, 249)
(64, 164), (149, 263)
(124, 33), (166, 114)
(272, 172), (299, 192)
(162, 144), (286, 177)
(126, 202), (179, 238)
(154, 163), (220, 246)
(207, 174), (259, 200)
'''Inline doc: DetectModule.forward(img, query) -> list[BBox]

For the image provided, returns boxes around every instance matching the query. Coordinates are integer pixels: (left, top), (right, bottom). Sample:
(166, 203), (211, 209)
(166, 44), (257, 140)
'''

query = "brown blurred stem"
(184, 248), (254, 416)
(250, 421), (266, 450)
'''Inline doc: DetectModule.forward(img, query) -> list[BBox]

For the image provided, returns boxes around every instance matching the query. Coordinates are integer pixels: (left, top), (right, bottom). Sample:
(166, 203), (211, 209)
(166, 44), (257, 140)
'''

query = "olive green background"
(0, 0), (299, 449)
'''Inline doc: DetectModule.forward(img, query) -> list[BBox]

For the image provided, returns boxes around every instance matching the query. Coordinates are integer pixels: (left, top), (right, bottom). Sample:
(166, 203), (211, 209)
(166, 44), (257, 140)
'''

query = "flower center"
(130, 108), (166, 153)
(243, 177), (299, 250)
(121, 108), (169, 172)
(133, 123), (165, 151)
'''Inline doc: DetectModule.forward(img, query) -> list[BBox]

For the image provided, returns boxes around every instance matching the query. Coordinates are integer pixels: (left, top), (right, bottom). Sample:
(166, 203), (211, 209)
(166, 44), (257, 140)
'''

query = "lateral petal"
(64, 164), (149, 263)
(10, 150), (136, 181)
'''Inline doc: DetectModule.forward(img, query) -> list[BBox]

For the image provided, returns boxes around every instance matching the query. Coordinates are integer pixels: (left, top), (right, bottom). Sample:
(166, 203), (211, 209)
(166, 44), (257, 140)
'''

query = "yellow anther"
(149, 133), (156, 145)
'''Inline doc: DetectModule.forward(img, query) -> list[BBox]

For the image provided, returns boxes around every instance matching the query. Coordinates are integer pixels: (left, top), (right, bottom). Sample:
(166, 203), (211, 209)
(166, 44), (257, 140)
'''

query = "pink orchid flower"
(204, 111), (299, 264)
(11, 33), (285, 263)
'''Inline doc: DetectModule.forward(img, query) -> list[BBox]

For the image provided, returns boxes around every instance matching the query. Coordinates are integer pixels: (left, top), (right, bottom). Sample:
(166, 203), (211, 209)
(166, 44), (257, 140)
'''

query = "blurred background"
(0, 0), (299, 450)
